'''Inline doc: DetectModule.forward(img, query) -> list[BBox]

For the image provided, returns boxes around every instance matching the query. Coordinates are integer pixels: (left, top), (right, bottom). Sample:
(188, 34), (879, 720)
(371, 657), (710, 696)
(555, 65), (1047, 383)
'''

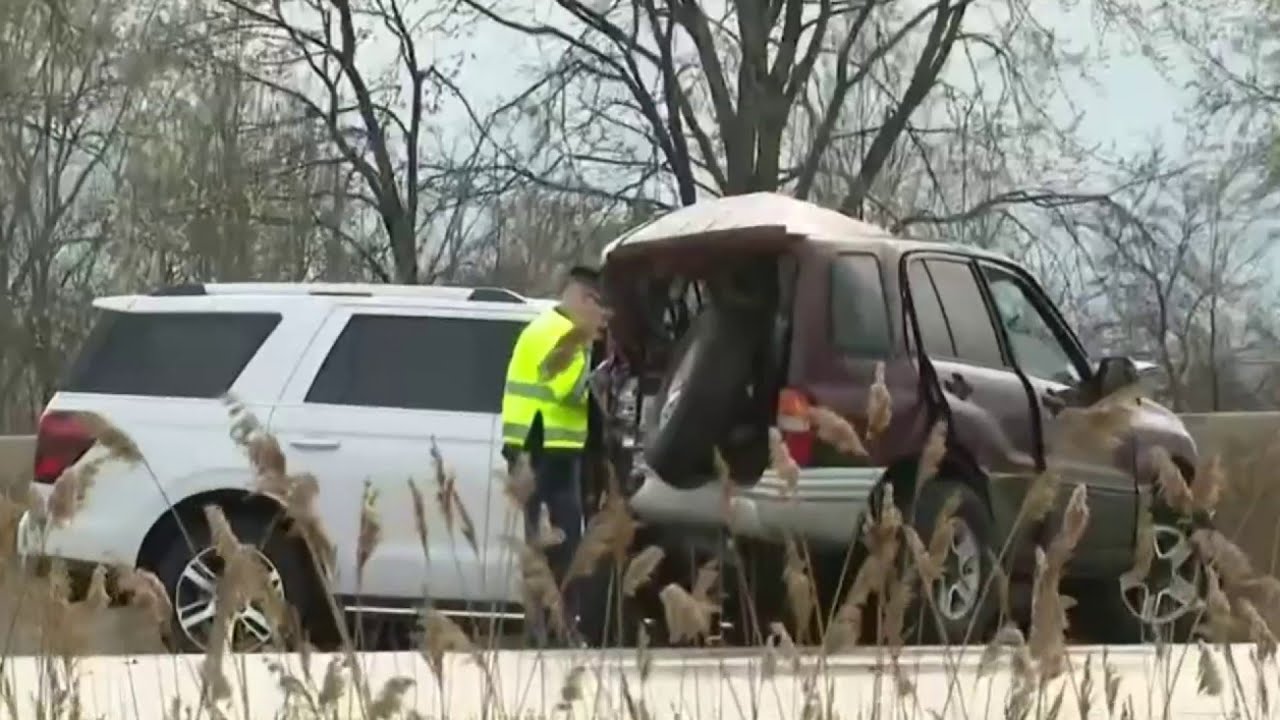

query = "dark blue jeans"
(521, 450), (584, 645)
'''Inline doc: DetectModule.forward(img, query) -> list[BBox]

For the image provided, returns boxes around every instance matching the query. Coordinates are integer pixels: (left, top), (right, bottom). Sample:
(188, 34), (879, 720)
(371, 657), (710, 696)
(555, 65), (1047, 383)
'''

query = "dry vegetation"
(2, 369), (1280, 718)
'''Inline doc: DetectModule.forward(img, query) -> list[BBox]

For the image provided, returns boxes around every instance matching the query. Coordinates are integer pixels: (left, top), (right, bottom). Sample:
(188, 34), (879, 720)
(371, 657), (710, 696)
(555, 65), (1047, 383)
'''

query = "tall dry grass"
(1, 374), (1279, 718)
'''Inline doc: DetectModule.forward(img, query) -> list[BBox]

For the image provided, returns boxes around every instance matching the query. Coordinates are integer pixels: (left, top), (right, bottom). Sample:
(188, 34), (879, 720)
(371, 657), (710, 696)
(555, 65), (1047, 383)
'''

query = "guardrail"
(1179, 411), (1280, 453)
(0, 435), (31, 495)
(0, 644), (1261, 719)
(2, 414), (1279, 627)
(0, 412), (1276, 480)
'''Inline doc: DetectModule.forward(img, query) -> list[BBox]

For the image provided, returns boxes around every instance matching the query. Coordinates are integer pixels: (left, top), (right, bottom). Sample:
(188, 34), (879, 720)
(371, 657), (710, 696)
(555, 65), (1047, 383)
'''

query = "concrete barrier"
(1181, 411), (1280, 455)
(0, 412), (1274, 566)
(0, 414), (1269, 471)
(0, 435), (31, 498)
(0, 414), (1272, 494)
(1181, 413), (1280, 603)
(0, 644), (1267, 719)
(0, 414), (1273, 509)
(0, 435), (31, 468)
(0, 414), (1270, 473)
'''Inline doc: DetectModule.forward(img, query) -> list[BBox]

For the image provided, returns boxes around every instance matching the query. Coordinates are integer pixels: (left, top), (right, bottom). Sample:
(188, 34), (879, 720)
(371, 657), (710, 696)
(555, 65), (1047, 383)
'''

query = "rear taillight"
(776, 388), (814, 467)
(34, 411), (94, 484)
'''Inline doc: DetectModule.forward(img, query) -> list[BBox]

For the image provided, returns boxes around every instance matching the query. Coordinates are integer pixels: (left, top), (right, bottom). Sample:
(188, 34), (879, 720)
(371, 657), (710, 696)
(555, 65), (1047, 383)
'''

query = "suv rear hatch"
(599, 200), (809, 489)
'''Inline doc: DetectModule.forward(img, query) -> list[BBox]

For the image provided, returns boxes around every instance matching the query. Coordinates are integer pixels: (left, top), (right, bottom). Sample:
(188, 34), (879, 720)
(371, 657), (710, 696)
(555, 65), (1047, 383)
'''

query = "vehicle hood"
(1132, 396), (1198, 459)
(1135, 397), (1182, 429)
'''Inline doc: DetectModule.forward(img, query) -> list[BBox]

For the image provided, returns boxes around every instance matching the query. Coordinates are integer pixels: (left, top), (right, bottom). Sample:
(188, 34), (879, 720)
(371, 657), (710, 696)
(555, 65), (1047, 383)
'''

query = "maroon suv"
(589, 192), (1204, 646)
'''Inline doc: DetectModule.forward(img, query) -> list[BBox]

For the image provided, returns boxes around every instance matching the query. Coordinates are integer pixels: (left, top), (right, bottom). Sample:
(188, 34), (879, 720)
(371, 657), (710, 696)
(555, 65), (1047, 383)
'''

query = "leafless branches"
(1069, 141), (1279, 411)
(0, 0), (160, 424)
(0, 0), (1275, 433)
(447, 0), (988, 209)
(203, 0), (460, 283)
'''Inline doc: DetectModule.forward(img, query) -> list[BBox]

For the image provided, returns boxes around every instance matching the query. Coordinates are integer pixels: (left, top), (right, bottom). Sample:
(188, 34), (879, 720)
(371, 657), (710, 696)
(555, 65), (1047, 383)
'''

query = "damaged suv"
(592, 192), (1205, 645)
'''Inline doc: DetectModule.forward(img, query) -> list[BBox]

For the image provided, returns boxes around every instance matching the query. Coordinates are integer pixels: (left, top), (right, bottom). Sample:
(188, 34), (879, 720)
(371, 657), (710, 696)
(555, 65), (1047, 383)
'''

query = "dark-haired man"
(501, 265), (607, 645)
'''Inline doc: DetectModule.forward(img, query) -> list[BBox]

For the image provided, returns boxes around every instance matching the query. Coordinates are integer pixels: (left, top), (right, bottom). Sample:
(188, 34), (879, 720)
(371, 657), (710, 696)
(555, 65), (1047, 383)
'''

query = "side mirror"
(1131, 359), (1161, 379)
(1092, 356), (1140, 399)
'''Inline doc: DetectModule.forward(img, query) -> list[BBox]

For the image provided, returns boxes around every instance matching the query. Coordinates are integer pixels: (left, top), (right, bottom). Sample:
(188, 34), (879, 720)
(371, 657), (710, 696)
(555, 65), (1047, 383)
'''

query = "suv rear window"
(306, 314), (523, 413)
(65, 311), (280, 398)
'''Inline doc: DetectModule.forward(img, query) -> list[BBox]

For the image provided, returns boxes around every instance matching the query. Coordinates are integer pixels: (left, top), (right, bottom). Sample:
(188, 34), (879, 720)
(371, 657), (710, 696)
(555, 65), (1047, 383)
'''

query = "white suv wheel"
(174, 546), (286, 650)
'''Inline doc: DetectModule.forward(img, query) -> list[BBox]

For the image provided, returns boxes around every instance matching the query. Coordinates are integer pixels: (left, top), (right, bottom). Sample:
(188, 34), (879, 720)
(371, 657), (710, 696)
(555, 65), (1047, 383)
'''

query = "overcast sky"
(324, 0), (1270, 269)
(412, 0), (1192, 176)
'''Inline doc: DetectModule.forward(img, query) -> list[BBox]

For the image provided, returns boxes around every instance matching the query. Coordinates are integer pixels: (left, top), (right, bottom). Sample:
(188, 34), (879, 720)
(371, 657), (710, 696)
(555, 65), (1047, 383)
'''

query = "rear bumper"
(628, 467), (881, 548)
(17, 484), (139, 569)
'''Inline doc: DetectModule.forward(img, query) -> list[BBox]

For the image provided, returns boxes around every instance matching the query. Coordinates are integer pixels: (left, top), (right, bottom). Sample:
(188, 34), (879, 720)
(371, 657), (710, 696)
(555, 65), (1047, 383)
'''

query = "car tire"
(1083, 504), (1206, 644)
(577, 564), (645, 648)
(899, 479), (999, 645)
(643, 305), (768, 489)
(149, 505), (321, 652)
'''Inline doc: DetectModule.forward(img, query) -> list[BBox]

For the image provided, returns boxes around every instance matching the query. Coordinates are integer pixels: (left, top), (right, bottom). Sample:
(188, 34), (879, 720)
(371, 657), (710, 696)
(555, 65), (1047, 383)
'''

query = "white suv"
(19, 282), (551, 650)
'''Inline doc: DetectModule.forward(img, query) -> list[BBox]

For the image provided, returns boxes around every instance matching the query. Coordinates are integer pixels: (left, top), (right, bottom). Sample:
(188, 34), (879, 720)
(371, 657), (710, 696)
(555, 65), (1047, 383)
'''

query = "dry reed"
(9, 351), (1280, 720)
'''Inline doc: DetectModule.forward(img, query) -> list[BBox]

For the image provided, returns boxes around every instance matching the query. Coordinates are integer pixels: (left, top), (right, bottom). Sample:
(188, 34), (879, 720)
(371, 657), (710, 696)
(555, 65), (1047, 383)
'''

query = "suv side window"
(306, 314), (524, 412)
(981, 265), (1083, 384)
(906, 259), (956, 357)
(64, 311), (280, 398)
(830, 253), (891, 357)
(924, 259), (1005, 368)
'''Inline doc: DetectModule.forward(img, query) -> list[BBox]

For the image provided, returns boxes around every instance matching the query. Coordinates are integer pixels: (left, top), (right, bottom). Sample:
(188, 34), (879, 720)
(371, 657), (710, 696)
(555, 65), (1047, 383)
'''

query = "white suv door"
(267, 302), (528, 610)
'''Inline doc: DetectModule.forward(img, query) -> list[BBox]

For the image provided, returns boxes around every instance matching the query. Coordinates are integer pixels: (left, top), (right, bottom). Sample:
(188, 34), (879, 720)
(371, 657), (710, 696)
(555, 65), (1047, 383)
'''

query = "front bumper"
(628, 467), (882, 548)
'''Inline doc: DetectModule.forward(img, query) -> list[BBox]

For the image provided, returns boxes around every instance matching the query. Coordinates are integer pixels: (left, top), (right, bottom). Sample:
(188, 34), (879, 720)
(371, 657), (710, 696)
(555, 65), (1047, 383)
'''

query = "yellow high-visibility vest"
(501, 307), (589, 450)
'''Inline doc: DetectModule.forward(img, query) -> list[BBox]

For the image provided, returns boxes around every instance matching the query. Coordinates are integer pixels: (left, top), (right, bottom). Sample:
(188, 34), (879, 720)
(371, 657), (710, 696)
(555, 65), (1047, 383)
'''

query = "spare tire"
(643, 305), (767, 489)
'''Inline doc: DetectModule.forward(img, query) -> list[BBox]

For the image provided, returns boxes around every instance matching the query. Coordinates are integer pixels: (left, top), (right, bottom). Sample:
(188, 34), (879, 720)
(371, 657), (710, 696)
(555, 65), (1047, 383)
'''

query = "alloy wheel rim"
(1118, 523), (1202, 626)
(174, 546), (285, 650)
(934, 520), (982, 621)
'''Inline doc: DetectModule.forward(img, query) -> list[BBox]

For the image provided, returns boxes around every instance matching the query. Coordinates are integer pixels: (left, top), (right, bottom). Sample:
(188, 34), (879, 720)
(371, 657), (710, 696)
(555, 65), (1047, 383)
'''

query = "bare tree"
(0, 0), (157, 427)
(1073, 144), (1277, 411)
(802, 18), (1105, 245)
(110, 54), (353, 287)
(1095, 0), (1280, 183)
(450, 0), (1009, 210)
(461, 186), (654, 294)
(203, 0), (462, 283)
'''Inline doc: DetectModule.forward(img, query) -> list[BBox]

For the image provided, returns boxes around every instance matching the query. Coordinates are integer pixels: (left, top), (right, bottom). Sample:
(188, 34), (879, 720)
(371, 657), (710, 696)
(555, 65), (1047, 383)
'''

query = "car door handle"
(288, 437), (341, 451)
(942, 372), (973, 401)
(1040, 391), (1066, 416)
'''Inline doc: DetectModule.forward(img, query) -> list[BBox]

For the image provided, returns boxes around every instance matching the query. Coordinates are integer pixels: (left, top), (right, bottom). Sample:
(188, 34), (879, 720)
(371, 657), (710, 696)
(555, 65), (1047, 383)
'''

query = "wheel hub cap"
(934, 520), (981, 621)
(174, 546), (285, 650)
(1119, 523), (1202, 626)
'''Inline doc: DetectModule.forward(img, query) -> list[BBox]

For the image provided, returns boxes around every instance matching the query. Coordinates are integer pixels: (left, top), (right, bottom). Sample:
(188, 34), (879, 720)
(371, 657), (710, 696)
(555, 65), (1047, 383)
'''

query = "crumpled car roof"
(603, 192), (893, 257)
(598, 191), (1020, 267)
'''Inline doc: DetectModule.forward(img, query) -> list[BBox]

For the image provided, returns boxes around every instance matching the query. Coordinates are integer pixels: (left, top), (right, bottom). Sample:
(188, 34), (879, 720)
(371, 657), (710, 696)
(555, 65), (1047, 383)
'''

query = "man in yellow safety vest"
(501, 265), (606, 646)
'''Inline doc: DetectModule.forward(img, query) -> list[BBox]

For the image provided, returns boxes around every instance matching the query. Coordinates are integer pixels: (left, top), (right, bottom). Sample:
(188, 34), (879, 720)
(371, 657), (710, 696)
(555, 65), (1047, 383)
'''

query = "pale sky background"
(314, 0), (1271, 273)
(1070, 44), (1181, 150)
(417, 1), (1187, 152)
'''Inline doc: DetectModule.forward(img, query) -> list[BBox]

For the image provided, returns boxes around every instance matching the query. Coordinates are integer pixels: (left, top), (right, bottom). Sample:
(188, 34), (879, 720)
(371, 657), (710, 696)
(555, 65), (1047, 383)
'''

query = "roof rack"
(150, 283), (206, 296)
(466, 287), (523, 303)
(147, 282), (530, 303)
